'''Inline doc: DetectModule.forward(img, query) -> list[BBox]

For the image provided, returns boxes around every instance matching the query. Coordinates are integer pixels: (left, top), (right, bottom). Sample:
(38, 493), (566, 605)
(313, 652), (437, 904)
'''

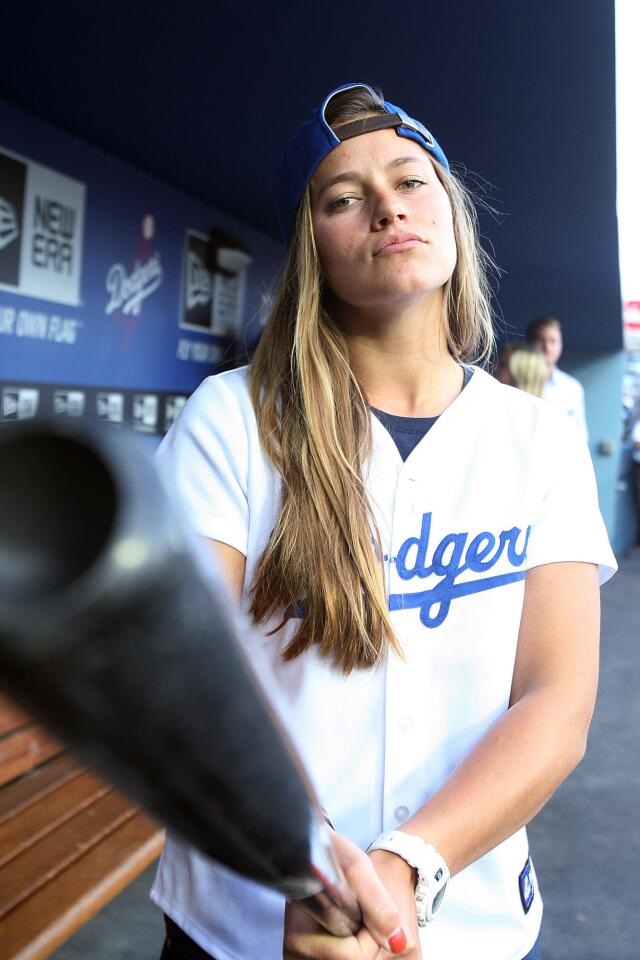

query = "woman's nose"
(371, 191), (407, 229)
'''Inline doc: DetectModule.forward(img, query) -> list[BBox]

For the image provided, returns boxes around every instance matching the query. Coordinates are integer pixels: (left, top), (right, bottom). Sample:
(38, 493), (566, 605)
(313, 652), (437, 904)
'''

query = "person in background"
(526, 316), (588, 440)
(494, 344), (547, 397)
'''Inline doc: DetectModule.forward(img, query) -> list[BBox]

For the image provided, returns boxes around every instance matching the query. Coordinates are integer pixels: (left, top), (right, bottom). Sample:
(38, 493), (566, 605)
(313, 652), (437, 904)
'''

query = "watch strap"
(367, 830), (449, 925)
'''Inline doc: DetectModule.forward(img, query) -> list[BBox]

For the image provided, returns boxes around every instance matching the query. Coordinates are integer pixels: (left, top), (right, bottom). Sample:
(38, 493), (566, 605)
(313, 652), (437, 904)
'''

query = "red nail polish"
(389, 927), (408, 954)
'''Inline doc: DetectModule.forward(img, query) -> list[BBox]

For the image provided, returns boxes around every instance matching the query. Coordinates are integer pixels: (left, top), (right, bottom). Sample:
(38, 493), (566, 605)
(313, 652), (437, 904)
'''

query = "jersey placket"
(379, 441), (433, 832)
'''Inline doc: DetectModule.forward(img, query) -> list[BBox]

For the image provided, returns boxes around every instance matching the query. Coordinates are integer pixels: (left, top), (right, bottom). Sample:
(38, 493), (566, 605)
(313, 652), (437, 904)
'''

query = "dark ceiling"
(2, 0), (621, 350)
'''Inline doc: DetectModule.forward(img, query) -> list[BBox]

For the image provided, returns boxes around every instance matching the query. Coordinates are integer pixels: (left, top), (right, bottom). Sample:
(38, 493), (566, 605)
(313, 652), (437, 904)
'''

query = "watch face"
(432, 884), (447, 916)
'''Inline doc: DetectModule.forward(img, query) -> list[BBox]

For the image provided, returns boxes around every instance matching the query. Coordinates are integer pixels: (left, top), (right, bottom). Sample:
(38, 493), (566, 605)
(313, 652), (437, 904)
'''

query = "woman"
(494, 343), (548, 397)
(151, 83), (616, 960)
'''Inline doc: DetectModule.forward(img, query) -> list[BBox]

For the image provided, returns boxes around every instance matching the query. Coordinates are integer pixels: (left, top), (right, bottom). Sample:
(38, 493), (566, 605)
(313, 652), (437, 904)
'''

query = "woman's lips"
(373, 234), (425, 257)
(375, 239), (424, 256)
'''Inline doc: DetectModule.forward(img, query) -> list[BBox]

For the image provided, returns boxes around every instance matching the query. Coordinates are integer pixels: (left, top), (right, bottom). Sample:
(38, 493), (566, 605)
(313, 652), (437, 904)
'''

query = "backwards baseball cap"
(276, 81), (449, 243)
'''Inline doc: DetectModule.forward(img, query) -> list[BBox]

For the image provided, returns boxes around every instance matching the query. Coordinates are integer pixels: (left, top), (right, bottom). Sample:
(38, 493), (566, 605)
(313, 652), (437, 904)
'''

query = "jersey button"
(394, 805), (410, 822)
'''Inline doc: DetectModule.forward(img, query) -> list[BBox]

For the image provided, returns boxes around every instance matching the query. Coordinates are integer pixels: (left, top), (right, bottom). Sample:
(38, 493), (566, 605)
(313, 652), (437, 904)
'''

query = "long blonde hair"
(508, 345), (547, 397)
(249, 86), (496, 673)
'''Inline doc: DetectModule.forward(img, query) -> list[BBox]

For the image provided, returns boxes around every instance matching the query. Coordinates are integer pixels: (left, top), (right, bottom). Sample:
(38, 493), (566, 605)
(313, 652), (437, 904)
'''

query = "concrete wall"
(562, 348), (635, 557)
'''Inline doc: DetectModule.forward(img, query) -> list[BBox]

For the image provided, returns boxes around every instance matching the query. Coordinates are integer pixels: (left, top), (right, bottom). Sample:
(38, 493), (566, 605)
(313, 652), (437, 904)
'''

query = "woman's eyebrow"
(315, 170), (359, 196)
(316, 156), (430, 196)
(387, 155), (430, 170)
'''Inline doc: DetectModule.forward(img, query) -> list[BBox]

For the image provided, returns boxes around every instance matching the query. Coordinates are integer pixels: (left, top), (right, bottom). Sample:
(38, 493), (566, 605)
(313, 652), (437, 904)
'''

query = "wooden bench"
(0, 693), (165, 960)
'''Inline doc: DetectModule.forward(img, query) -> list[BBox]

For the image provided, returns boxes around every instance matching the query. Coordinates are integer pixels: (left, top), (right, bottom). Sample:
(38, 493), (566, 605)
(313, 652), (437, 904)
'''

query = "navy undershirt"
(371, 367), (473, 461)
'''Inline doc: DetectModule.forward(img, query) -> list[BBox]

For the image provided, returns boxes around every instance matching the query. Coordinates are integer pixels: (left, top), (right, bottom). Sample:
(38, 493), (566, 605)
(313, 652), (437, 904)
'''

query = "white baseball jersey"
(151, 364), (616, 960)
(543, 366), (588, 441)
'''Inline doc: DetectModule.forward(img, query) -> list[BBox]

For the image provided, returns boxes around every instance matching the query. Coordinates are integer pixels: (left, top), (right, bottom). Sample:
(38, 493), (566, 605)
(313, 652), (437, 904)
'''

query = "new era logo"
(0, 150), (27, 287)
(2, 388), (39, 420)
(0, 197), (19, 251)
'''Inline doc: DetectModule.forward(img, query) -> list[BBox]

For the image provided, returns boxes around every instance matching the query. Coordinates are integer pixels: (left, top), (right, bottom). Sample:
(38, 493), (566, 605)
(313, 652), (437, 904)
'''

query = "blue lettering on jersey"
(389, 512), (531, 627)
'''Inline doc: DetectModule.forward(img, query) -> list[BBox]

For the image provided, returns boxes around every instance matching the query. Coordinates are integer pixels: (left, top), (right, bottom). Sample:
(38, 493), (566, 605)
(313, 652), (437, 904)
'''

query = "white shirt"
(544, 367), (588, 441)
(151, 365), (616, 960)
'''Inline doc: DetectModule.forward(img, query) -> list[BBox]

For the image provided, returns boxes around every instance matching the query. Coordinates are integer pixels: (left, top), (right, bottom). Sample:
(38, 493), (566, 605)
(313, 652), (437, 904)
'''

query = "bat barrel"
(0, 422), (312, 884)
(0, 421), (360, 935)
(0, 426), (116, 605)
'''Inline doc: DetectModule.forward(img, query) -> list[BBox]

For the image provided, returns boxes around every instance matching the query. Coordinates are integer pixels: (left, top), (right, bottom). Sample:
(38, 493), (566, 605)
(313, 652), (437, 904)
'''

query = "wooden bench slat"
(0, 698), (164, 960)
(0, 754), (86, 825)
(0, 696), (30, 736)
(0, 790), (141, 918)
(0, 727), (64, 789)
(0, 770), (111, 866)
(0, 811), (164, 960)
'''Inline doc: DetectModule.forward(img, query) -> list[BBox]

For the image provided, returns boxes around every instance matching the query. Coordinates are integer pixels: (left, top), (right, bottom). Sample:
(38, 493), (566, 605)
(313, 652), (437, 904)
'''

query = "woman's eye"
(399, 178), (426, 190)
(328, 195), (358, 211)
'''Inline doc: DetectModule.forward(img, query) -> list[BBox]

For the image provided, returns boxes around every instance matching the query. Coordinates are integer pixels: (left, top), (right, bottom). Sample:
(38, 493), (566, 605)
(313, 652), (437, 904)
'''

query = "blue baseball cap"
(276, 81), (449, 243)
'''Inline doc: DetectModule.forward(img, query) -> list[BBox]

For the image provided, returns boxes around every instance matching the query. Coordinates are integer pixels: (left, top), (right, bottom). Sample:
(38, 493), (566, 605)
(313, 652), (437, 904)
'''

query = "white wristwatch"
(367, 830), (449, 926)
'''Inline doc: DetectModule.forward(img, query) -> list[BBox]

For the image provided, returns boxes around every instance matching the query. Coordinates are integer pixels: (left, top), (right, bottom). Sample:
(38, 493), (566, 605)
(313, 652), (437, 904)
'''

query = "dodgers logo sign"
(389, 512), (531, 628)
(105, 254), (163, 316)
(105, 213), (163, 346)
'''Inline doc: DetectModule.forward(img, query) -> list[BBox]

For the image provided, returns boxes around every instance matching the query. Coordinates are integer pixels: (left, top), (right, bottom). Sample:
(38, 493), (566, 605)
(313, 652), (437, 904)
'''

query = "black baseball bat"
(0, 420), (360, 936)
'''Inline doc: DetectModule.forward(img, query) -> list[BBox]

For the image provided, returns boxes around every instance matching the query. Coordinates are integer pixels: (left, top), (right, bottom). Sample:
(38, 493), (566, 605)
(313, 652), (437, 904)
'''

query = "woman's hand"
(283, 834), (421, 960)
(367, 848), (421, 960)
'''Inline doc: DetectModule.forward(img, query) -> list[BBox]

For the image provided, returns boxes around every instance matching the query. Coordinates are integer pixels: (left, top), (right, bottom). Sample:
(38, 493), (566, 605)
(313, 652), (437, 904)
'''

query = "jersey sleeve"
(155, 374), (250, 556)
(525, 412), (617, 584)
